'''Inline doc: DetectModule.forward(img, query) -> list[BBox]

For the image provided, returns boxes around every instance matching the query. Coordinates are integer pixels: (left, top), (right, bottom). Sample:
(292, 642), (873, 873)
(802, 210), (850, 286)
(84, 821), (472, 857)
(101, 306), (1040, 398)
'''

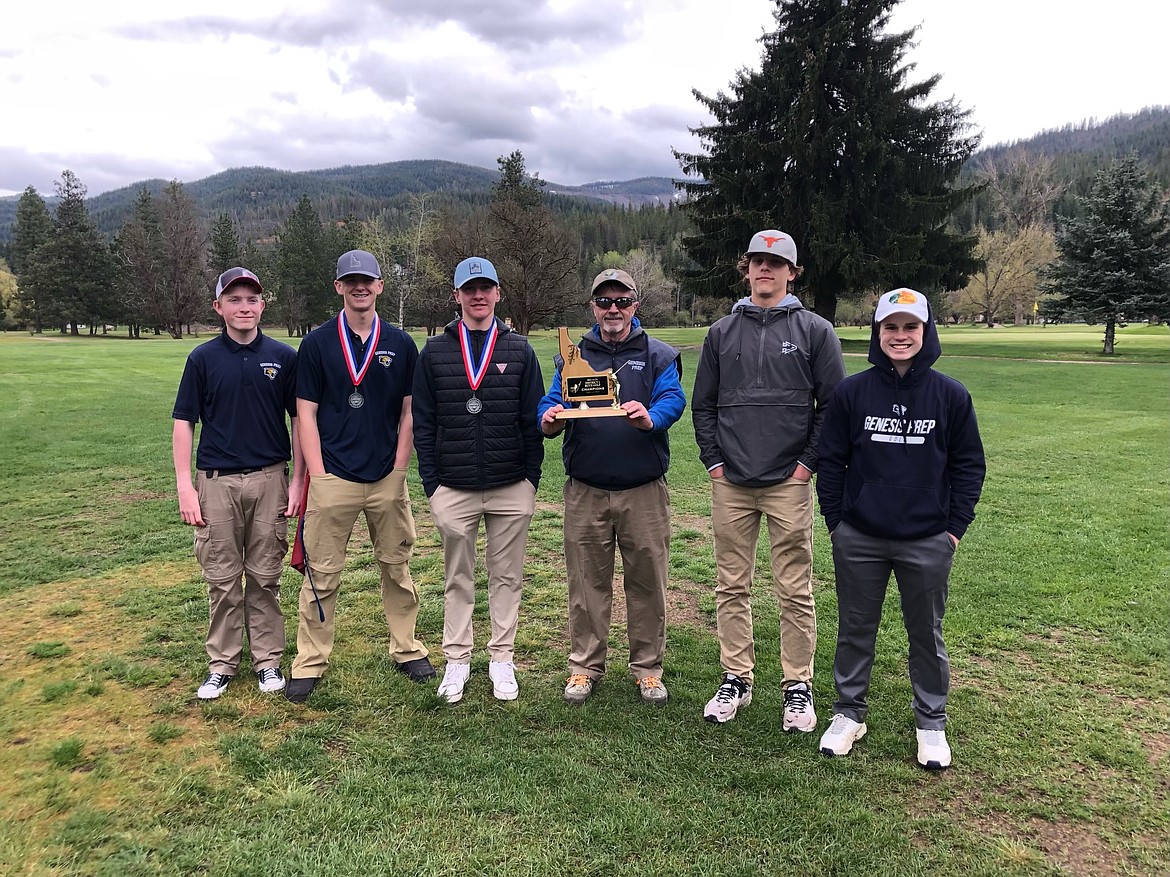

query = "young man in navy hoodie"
(815, 288), (985, 769)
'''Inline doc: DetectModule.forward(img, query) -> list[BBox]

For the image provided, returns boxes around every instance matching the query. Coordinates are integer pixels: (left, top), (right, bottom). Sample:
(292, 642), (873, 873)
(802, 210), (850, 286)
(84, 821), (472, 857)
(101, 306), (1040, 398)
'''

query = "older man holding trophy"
(538, 268), (685, 705)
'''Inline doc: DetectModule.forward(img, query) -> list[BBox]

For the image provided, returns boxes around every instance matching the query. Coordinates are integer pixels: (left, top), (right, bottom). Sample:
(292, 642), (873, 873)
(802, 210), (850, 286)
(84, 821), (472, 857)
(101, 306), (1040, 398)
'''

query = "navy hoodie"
(815, 306), (985, 541)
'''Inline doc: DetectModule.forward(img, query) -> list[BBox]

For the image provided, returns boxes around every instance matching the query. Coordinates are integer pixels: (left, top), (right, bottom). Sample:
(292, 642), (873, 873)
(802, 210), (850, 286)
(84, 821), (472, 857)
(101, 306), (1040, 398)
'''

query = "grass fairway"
(0, 325), (1167, 877)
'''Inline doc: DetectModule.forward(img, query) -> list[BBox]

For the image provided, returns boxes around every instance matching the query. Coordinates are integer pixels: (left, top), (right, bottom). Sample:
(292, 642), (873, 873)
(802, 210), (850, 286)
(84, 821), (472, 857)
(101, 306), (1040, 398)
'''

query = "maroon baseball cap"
(215, 267), (263, 300)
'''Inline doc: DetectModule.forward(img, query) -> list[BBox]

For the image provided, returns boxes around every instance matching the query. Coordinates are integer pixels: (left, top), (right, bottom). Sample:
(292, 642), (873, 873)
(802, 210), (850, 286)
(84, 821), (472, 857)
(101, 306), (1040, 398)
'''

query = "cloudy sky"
(2, 0), (1166, 198)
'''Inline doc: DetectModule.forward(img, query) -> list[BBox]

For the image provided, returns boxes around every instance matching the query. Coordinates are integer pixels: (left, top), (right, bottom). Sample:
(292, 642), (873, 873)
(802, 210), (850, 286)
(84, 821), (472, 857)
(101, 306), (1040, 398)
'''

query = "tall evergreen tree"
(22, 171), (116, 334)
(208, 213), (243, 274)
(10, 187), (54, 333)
(675, 0), (981, 322)
(1041, 154), (1170, 354)
(115, 187), (165, 337)
(274, 195), (332, 335)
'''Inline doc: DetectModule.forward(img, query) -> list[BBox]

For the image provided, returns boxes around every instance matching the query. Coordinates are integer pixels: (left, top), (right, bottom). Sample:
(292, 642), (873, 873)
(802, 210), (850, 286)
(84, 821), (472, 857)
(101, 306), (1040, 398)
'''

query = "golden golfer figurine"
(555, 327), (627, 419)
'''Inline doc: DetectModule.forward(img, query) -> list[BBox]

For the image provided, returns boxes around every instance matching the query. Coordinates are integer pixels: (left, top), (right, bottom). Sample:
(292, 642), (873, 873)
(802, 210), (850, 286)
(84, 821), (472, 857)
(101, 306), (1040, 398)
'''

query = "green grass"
(0, 326), (1167, 877)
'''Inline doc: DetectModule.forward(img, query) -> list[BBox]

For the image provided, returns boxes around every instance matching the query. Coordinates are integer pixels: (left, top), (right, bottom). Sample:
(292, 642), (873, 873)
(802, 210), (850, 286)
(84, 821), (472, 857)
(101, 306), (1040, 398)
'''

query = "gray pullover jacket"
(692, 294), (845, 487)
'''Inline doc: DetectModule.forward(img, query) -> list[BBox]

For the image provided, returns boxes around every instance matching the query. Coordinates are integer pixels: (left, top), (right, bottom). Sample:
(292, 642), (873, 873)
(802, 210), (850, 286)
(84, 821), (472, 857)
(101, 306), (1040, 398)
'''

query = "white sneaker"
(819, 713), (867, 756)
(256, 667), (285, 693)
(197, 672), (233, 700)
(782, 682), (817, 733)
(438, 662), (471, 704)
(916, 728), (952, 769)
(703, 673), (752, 724)
(489, 661), (519, 701)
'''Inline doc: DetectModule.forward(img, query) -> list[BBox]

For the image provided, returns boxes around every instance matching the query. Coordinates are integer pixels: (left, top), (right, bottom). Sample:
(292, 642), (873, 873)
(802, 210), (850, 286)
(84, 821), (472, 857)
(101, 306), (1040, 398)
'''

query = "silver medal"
(348, 391), (365, 409)
(466, 395), (483, 414)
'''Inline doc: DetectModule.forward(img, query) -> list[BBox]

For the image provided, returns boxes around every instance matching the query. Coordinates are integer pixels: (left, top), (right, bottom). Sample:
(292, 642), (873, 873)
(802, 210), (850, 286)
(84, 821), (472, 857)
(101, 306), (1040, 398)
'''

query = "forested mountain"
(0, 161), (678, 246)
(2, 107), (1166, 247)
(955, 106), (1170, 230)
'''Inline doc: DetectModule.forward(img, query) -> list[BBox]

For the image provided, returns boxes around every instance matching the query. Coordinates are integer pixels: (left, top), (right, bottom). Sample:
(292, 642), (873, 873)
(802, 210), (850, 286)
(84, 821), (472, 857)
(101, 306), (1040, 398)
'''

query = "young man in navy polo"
(173, 267), (304, 700)
(285, 249), (434, 703)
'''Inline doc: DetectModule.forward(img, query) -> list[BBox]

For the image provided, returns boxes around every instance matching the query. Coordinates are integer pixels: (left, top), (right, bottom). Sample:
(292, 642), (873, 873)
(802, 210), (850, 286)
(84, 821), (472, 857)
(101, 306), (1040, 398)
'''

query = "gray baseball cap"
(336, 250), (381, 280)
(745, 229), (798, 265)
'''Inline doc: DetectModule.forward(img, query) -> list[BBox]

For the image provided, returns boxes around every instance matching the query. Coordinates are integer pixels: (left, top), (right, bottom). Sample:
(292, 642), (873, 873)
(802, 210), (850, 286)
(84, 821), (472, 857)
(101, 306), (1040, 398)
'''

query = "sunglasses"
(592, 296), (637, 309)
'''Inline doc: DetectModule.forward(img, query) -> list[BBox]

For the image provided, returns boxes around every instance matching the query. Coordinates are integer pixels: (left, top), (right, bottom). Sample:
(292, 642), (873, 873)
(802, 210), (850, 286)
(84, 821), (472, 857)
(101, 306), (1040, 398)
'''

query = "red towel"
(290, 474), (311, 574)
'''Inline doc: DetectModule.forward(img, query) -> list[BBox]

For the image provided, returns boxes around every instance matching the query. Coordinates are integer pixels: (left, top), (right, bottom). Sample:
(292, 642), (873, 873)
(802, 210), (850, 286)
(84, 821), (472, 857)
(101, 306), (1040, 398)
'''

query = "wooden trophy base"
(555, 406), (630, 420)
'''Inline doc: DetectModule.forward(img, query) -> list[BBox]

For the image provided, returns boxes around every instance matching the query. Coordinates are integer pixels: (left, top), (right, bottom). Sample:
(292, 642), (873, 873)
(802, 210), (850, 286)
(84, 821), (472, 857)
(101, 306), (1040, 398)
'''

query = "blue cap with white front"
(336, 249), (381, 280)
(453, 257), (499, 289)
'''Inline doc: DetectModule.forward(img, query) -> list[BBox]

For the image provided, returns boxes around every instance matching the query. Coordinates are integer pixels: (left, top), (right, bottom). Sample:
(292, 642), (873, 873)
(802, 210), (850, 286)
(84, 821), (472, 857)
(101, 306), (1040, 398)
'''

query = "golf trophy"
(554, 327), (628, 420)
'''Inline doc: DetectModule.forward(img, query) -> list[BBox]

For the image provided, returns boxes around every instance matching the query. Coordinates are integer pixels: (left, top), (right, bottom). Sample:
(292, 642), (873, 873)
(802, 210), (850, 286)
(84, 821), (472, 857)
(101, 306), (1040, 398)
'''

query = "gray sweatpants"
(830, 521), (956, 730)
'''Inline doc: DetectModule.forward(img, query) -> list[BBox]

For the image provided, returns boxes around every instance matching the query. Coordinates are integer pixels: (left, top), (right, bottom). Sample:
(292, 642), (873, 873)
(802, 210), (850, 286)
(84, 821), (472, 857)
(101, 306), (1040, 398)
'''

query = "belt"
(203, 467), (264, 477)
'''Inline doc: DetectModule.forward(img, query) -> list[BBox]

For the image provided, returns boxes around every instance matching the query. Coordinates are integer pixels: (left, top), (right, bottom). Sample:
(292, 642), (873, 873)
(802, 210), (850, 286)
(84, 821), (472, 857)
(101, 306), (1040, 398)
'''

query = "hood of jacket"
(867, 300), (942, 376)
(731, 293), (802, 314)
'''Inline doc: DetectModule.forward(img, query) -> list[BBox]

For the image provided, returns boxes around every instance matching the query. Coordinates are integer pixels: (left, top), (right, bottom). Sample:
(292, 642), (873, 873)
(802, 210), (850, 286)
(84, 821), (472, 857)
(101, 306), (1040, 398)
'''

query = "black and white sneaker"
(257, 667), (285, 693)
(197, 672), (233, 700)
(782, 682), (817, 733)
(703, 673), (752, 723)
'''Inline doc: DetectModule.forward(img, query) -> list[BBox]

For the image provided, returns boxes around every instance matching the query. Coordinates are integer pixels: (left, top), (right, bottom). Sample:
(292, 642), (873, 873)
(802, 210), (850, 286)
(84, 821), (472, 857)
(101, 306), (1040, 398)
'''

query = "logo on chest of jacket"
(377, 351), (395, 367)
(893, 404), (906, 416)
(781, 342), (798, 355)
(496, 363), (507, 373)
(626, 359), (646, 371)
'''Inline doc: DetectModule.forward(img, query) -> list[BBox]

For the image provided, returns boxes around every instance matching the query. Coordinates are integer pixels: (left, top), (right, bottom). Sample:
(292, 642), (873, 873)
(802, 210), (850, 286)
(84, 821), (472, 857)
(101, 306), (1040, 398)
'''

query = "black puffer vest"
(425, 319), (531, 490)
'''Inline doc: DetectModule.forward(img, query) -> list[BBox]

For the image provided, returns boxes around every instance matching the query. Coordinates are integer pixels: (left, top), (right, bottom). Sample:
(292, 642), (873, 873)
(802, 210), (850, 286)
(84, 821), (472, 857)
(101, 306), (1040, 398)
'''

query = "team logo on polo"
(378, 354), (393, 367)
(260, 362), (281, 380)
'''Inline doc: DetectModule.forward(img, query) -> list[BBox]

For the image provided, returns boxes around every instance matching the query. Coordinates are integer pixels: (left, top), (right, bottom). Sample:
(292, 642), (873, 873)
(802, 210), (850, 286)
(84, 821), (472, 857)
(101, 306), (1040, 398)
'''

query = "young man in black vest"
(412, 257), (544, 703)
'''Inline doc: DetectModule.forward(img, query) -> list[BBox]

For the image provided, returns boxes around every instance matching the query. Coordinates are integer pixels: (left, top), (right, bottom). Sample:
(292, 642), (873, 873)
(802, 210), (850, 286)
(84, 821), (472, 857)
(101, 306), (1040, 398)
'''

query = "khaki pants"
(291, 469), (426, 678)
(194, 463), (288, 675)
(711, 477), (816, 687)
(564, 477), (670, 681)
(427, 480), (535, 663)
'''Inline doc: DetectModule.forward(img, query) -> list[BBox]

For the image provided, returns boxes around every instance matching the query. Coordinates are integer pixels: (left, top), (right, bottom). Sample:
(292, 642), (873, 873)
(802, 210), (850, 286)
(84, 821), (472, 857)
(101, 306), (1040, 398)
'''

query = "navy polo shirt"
(297, 315), (418, 484)
(172, 328), (298, 471)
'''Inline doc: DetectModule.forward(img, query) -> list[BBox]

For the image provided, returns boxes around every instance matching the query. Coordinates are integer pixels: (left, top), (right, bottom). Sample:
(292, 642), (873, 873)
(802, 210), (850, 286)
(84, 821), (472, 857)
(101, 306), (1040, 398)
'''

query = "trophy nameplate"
(555, 327), (628, 420)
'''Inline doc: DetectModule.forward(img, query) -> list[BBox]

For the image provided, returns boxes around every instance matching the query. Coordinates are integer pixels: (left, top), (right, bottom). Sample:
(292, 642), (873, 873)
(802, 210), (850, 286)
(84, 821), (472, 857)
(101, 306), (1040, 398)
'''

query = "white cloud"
(1, 0), (1166, 197)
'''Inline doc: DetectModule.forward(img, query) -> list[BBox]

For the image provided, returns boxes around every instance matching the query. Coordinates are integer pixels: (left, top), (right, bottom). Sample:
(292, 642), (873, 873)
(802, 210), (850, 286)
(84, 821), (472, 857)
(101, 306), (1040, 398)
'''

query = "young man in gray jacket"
(692, 229), (845, 728)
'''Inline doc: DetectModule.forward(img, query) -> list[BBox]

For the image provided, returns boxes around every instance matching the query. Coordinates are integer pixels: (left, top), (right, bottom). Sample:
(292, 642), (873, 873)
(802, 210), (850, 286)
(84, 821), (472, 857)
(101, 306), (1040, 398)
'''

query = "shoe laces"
(827, 713), (854, 733)
(566, 674), (591, 688)
(258, 668), (280, 683)
(784, 684), (812, 713)
(205, 672), (230, 687)
(714, 675), (745, 703)
(640, 676), (663, 690)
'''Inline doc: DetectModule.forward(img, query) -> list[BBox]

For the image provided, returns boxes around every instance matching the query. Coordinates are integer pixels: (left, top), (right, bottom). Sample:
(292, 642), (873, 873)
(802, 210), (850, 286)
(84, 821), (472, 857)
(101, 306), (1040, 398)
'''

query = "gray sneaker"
(563, 674), (594, 705)
(636, 676), (668, 705)
(819, 713), (867, 756)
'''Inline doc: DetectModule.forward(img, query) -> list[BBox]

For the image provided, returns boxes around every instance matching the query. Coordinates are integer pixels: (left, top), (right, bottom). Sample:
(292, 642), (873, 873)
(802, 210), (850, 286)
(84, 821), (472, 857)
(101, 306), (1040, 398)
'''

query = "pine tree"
(1042, 154), (1170, 353)
(209, 213), (243, 274)
(11, 187), (54, 333)
(274, 195), (333, 335)
(114, 187), (165, 337)
(675, 0), (980, 322)
(22, 171), (116, 334)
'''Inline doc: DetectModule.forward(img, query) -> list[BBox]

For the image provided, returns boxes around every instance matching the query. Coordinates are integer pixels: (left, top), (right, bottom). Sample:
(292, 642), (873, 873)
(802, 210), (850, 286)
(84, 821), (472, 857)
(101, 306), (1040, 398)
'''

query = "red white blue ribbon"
(337, 310), (381, 387)
(459, 319), (499, 392)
